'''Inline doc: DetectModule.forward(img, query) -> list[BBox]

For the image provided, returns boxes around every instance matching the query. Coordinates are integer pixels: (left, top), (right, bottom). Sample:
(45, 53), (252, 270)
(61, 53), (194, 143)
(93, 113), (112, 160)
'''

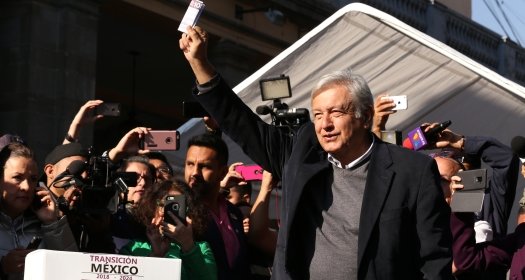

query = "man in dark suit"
(180, 26), (452, 279)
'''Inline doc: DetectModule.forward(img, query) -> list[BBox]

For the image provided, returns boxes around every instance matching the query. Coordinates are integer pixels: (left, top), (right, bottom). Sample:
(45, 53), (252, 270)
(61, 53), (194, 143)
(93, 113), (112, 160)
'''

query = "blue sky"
(472, 0), (525, 46)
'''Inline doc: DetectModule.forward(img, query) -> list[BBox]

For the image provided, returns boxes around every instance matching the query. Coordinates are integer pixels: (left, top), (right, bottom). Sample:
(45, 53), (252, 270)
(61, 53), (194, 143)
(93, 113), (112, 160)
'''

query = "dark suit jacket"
(195, 78), (452, 279)
(463, 136), (520, 239)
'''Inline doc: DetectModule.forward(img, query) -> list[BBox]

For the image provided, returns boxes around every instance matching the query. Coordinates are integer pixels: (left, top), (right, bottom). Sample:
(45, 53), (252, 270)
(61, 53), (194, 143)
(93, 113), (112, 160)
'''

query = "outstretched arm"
(179, 26), (216, 85)
(63, 100), (104, 144)
(372, 94), (396, 138)
(107, 127), (151, 162)
(248, 171), (278, 257)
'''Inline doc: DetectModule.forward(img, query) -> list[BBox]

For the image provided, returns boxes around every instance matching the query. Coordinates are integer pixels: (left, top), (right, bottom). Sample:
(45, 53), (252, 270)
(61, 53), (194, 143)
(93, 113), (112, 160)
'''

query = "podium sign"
(24, 250), (181, 280)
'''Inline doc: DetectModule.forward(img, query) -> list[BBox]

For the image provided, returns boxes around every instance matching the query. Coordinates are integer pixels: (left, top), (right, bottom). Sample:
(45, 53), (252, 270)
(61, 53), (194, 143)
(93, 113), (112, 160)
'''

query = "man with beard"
(184, 133), (250, 280)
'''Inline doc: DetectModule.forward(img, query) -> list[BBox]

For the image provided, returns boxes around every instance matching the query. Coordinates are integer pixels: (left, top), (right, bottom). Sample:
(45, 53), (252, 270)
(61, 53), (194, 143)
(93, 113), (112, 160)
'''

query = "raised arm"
(371, 94), (396, 139)
(63, 100), (104, 144)
(248, 171), (278, 257)
(179, 26), (216, 84)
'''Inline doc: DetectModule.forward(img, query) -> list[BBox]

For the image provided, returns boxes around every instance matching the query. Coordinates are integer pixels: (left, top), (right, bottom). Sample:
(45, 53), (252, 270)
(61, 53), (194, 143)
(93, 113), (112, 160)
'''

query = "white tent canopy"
(168, 3), (525, 170)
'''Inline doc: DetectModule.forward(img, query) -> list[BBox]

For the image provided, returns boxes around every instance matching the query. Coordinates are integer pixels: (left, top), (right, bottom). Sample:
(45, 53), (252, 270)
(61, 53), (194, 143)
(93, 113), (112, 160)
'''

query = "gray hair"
(311, 70), (373, 120)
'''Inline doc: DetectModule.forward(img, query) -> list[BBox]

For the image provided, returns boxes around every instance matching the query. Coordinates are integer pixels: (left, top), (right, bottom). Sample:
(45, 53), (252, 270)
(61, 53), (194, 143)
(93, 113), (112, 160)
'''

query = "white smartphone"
(381, 95), (407, 110)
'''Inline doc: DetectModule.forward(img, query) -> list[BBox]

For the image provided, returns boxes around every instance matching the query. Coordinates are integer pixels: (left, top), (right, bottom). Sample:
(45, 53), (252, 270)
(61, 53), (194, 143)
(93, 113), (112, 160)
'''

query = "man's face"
(149, 158), (172, 182)
(46, 155), (87, 196)
(125, 161), (153, 204)
(184, 146), (226, 198)
(312, 85), (369, 164)
(434, 157), (462, 204)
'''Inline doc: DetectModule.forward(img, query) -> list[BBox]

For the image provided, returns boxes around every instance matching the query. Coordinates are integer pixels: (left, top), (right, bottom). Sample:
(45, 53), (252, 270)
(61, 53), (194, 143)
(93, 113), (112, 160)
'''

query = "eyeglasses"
(157, 167), (172, 176)
(136, 173), (153, 184)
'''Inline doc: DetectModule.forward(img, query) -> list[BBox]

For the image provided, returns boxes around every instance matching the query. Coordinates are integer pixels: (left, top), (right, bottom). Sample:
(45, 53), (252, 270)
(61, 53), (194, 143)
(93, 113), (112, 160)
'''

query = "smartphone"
(456, 169), (487, 191)
(26, 236), (42, 249)
(450, 168), (487, 212)
(178, 0), (206, 33)
(95, 103), (121, 117)
(381, 95), (407, 110)
(235, 164), (263, 181)
(164, 195), (187, 225)
(32, 182), (46, 210)
(140, 130), (180, 151)
(183, 101), (209, 118)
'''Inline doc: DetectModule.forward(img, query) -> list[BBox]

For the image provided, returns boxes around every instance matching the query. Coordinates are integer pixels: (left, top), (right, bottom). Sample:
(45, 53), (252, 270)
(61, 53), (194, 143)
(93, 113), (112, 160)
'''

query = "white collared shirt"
(328, 136), (375, 169)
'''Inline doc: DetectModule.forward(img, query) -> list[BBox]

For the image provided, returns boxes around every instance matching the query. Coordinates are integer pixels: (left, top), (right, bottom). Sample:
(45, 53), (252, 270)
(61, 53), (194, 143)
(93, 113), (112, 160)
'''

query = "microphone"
(51, 160), (87, 185)
(256, 105), (273, 115)
(511, 136), (525, 160)
(404, 120), (452, 150)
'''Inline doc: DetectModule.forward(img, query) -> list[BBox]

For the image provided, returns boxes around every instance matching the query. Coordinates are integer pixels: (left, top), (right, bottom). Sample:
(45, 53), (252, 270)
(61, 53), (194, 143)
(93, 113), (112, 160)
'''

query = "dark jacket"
(463, 136), (520, 239)
(195, 78), (452, 280)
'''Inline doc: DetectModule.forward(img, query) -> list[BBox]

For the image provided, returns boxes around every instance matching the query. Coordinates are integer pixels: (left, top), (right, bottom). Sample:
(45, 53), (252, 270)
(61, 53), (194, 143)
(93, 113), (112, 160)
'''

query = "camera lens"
(171, 203), (179, 211)
(165, 137), (173, 144)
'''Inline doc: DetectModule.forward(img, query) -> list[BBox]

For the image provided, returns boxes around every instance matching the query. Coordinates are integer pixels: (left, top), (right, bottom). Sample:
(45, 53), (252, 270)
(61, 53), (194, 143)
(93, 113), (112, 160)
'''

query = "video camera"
(54, 149), (138, 215)
(255, 75), (310, 133)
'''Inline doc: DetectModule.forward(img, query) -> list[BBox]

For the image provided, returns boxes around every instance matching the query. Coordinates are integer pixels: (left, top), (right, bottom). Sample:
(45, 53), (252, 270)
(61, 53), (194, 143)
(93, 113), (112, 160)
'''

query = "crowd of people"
(0, 24), (524, 280)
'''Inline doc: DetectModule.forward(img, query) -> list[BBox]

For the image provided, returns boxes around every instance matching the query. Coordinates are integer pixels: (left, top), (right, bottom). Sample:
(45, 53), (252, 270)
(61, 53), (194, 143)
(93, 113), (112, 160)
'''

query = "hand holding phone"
(450, 169), (487, 212)
(235, 165), (263, 181)
(164, 195), (187, 225)
(140, 130), (180, 151)
(380, 95), (407, 110)
(26, 236), (42, 249)
(95, 103), (121, 117)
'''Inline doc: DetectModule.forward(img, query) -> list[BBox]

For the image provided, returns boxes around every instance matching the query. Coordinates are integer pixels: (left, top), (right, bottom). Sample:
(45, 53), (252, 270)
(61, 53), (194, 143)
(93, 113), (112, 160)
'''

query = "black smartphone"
(26, 236), (42, 249)
(32, 182), (45, 210)
(164, 194), (187, 225)
(183, 101), (208, 118)
(140, 130), (180, 151)
(95, 103), (121, 117)
(457, 168), (487, 191)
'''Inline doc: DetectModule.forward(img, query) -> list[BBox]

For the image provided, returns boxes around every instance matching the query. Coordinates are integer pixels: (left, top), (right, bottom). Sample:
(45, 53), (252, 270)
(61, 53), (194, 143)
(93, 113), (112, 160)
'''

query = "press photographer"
(42, 143), (138, 253)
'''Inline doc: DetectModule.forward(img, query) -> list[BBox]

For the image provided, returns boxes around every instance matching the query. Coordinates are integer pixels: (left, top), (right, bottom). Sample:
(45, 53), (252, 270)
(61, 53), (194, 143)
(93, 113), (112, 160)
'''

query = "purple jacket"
(452, 213), (525, 279)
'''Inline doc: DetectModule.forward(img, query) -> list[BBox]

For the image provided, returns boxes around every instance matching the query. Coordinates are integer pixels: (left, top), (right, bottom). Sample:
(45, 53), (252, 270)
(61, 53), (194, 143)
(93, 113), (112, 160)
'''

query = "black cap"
(44, 143), (88, 165)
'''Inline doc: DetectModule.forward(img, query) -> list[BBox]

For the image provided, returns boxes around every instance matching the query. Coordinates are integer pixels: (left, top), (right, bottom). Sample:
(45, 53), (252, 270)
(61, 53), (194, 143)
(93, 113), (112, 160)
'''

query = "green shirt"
(120, 240), (217, 280)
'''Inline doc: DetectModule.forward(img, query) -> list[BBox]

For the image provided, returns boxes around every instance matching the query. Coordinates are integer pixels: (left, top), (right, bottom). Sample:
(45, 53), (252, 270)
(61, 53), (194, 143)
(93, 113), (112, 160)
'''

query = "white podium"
(24, 250), (181, 280)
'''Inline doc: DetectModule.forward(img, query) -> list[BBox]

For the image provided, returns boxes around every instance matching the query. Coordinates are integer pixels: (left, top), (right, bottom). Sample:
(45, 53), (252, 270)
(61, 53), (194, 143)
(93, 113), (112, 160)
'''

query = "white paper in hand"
(178, 0), (205, 33)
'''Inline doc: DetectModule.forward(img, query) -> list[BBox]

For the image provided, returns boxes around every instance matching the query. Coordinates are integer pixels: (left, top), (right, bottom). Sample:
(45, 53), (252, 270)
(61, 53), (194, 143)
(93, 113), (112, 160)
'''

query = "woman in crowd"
(120, 179), (217, 280)
(0, 142), (77, 280)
